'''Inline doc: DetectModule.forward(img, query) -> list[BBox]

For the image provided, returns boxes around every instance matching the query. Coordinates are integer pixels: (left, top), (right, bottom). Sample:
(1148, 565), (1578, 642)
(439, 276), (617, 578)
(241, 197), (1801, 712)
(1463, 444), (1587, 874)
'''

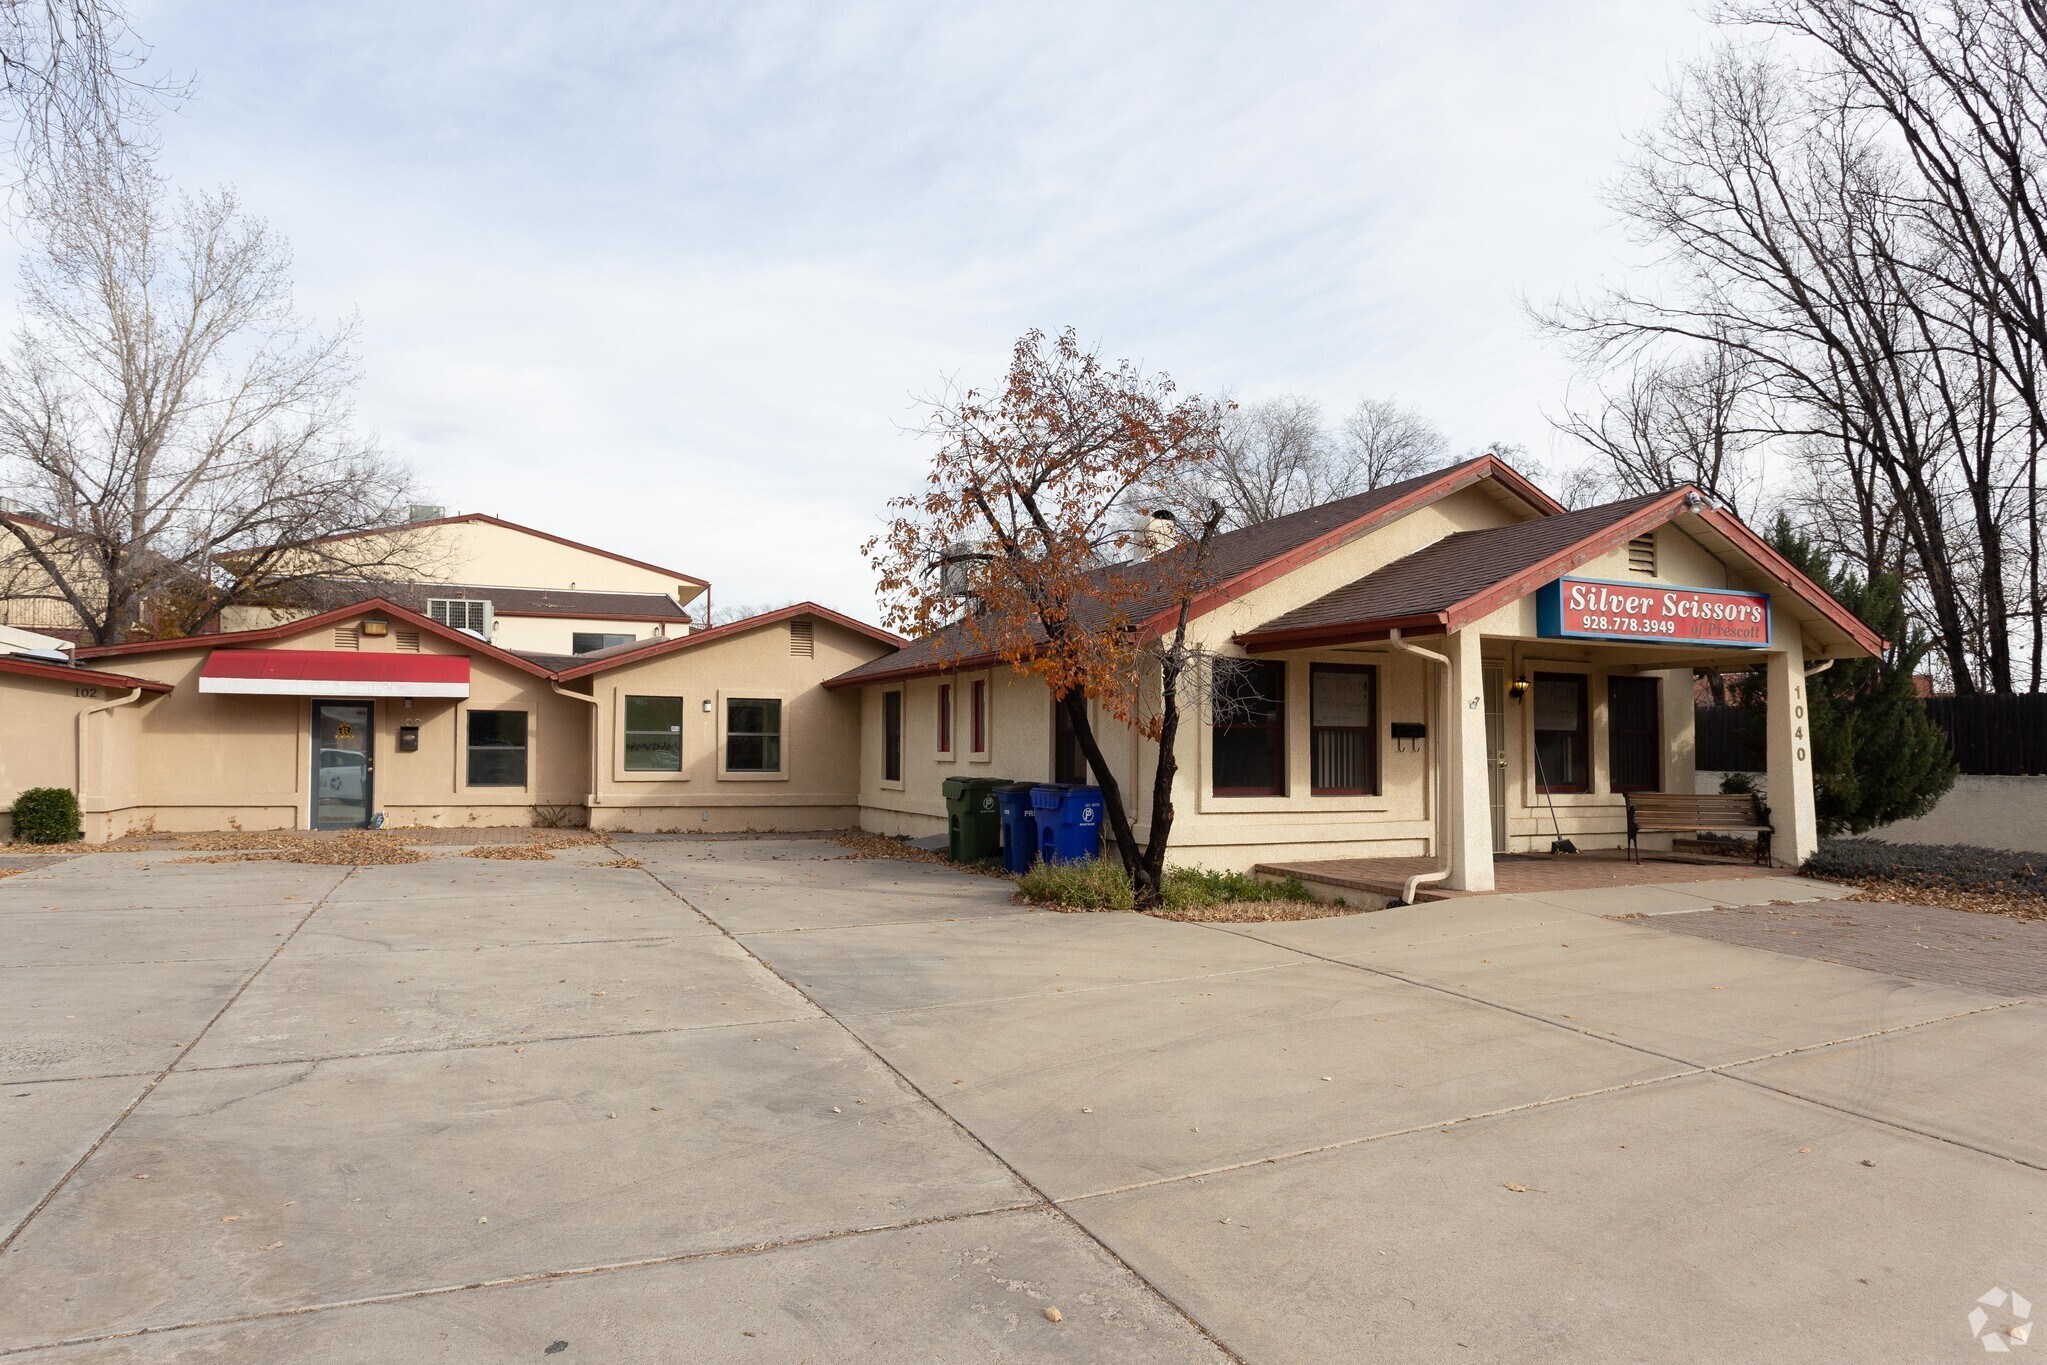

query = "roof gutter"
(1385, 628), (1453, 905)
(77, 687), (150, 836)
(550, 681), (601, 819)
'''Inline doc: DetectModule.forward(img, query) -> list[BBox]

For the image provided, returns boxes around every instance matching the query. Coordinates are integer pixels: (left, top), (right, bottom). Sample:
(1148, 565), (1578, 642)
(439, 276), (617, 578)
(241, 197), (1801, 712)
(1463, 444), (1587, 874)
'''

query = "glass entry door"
(311, 701), (373, 829)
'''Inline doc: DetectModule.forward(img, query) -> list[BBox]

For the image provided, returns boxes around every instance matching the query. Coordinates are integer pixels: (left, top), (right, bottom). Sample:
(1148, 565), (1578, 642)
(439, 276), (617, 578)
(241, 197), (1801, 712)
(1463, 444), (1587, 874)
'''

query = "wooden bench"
(1624, 792), (1773, 866)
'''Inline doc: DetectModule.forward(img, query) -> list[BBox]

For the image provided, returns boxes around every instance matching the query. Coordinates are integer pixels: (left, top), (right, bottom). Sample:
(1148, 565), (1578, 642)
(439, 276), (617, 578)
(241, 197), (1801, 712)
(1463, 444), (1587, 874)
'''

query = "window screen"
(573, 632), (634, 654)
(1608, 676), (1661, 792)
(624, 695), (682, 772)
(1310, 665), (1377, 795)
(466, 710), (528, 787)
(1532, 674), (1588, 792)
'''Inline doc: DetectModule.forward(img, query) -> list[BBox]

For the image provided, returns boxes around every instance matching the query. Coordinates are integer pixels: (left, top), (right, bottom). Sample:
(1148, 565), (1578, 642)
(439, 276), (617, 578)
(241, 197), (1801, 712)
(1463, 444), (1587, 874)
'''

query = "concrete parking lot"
(1, 837), (2040, 1361)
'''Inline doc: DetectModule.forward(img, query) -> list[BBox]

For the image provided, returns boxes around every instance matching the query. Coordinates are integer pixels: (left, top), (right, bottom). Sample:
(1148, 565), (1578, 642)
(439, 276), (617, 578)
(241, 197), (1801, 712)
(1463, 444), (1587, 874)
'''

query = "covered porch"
(1256, 848), (1788, 904)
(1228, 489), (1884, 894)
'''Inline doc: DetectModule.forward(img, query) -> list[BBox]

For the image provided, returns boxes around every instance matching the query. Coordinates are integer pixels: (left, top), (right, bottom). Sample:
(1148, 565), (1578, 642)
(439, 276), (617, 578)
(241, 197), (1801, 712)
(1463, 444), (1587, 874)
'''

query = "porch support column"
(1444, 627), (1495, 892)
(1765, 636), (1819, 866)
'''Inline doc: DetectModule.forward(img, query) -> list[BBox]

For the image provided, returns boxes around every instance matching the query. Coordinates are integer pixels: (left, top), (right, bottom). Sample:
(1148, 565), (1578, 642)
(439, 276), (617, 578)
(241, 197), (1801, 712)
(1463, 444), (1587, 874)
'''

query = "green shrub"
(1016, 858), (1315, 912)
(1161, 866), (1312, 909)
(1718, 770), (1761, 797)
(10, 787), (81, 844)
(1016, 856), (1133, 911)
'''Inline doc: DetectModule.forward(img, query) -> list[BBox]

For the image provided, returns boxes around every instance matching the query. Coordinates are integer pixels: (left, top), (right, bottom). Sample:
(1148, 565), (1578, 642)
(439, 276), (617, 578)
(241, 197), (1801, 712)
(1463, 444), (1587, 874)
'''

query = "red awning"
(197, 649), (470, 698)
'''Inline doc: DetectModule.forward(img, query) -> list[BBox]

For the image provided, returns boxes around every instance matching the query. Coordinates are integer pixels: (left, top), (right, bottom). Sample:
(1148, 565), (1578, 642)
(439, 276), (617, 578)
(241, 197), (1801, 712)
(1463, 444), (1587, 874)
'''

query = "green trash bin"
(942, 775), (1010, 864)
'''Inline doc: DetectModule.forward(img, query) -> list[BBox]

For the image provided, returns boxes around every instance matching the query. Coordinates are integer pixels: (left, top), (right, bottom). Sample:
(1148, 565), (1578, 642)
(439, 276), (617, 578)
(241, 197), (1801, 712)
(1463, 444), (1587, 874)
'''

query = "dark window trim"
(1310, 663), (1379, 796)
(936, 682), (952, 753)
(969, 679), (987, 753)
(1212, 659), (1287, 797)
(1607, 675), (1662, 793)
(1533, 672), (1589, 794)
(882, 690), (903, 783)
(724, 696), (783, 773)
(465, 708), (530, 788)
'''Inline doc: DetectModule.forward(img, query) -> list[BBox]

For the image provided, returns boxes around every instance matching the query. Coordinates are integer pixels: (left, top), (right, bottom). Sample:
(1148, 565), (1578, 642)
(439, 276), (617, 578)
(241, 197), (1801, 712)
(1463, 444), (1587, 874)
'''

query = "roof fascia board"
(77, 598), (559, 678)
(556, 602), (902, 680)
(0, 657), (174, 692)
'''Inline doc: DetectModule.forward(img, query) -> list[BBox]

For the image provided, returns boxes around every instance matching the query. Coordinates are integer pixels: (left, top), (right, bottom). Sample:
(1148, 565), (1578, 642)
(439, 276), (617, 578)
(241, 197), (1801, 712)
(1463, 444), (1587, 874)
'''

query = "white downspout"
(1386, 628), (1453, 905)
(76, 687), (147, 841)
(1804, 659), (1835, 680)
(550, 682), (601, 824)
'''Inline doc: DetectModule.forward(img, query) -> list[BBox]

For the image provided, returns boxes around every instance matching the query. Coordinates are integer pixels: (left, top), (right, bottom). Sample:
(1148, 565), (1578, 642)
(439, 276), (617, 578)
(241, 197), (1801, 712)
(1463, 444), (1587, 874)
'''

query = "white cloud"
(77, 0), (1711, 614)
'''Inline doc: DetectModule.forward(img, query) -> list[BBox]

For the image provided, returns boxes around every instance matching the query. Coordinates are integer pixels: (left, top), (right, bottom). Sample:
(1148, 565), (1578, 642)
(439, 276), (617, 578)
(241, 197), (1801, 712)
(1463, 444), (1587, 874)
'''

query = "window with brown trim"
(969, 679), (987, 753)
(1532, 673), (1588, 792)
(1053, 693), (1089, 784)
(936, 682), (952, 752)
(882, 691), (903, 783)
(1608, 675), (1661, 792)
(1310, 664), (1378, 795)
(1212, 659), (1286, 796)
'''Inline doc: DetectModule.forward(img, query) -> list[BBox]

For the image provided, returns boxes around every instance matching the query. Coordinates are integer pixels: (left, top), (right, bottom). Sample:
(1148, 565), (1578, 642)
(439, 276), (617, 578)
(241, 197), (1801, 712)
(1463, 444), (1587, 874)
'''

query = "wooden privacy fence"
(1697, 694), (2047, 776)
(1925, 693), (2047, 776)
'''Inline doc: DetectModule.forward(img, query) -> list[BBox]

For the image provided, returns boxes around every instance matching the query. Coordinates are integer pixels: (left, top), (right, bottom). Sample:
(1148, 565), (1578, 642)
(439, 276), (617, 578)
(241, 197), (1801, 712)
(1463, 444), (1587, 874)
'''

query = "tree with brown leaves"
(865, 328), (1229, 907)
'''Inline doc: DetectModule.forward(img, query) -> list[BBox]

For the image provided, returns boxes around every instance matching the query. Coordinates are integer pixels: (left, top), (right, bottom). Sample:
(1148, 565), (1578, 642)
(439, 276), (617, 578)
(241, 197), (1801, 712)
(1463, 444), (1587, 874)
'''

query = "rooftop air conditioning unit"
(426, 597), (492, 638)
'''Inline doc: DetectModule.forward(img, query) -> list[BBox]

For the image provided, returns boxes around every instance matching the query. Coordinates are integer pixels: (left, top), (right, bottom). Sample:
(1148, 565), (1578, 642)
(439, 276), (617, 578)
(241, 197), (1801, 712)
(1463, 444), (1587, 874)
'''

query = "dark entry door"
(311, 700), (373, 829)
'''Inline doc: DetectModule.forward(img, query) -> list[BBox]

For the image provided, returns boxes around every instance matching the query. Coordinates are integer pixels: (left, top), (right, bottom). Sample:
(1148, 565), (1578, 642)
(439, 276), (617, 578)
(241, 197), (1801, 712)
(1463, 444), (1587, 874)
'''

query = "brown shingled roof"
(824, 454), (1562, 688)
(298, 580), (690, 621)
(1240, 492), (1669, 646)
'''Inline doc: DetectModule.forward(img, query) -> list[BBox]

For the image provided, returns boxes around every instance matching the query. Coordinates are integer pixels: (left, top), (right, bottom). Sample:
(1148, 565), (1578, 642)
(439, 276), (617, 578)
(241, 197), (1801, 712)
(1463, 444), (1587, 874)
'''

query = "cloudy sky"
(77, 0), (1715, 617)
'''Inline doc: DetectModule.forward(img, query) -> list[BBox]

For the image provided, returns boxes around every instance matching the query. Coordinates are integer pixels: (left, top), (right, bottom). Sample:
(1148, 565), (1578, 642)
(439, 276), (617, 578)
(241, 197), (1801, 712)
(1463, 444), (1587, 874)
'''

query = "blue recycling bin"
(995, 783), (1040, 874)
(1037, 783), (1105, 864)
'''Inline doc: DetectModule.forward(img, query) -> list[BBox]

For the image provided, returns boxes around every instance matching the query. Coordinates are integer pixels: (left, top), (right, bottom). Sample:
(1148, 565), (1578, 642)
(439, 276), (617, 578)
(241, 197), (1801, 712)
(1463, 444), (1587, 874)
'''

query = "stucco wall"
(0, 672), (111, 839)
(851, 492), (1731, 870)
(77, 611), (592, 838)
(1698, 770), (2047, 855)
(583, 615), (889, 833)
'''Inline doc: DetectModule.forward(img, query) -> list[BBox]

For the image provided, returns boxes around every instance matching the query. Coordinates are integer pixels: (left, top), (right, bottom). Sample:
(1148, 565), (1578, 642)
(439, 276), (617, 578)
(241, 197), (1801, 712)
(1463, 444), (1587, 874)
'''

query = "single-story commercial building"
(2, 454), (1878, 894)
(826, 455), (1880, 892)
(0, 599), (898, 841)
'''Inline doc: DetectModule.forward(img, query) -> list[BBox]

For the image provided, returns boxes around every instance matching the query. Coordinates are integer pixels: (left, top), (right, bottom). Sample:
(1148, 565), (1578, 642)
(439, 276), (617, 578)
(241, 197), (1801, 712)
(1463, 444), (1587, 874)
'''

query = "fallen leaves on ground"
(176, 831), (429, 866)
(596, 856), (644, 869)
(1837, 875), (2047, 923)
(830, 830), (1008, 876)
(1142, 900), (1361, 924)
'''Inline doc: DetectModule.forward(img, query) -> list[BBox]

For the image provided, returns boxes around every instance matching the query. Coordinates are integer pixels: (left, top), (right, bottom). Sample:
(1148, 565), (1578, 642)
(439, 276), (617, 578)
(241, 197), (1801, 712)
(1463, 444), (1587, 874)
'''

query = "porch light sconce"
(1509, 675), (1531, 701)
(361, 619), (389, 638)
(702, 699), (713, 713)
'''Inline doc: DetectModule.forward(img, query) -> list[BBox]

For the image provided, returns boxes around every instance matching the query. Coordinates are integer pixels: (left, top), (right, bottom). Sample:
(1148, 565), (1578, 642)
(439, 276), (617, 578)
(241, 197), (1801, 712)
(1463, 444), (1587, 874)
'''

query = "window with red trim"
(936, 682), (952, 752)
(970, 679), (987, 753)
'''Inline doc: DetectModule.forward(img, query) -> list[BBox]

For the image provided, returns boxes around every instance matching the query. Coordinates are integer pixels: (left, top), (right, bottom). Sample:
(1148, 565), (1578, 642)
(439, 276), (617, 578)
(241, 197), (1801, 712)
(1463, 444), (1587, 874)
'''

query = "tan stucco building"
(3, 456), (1878, 894)
(0, 599), (895, 842)
(826, 456), (1880, 892)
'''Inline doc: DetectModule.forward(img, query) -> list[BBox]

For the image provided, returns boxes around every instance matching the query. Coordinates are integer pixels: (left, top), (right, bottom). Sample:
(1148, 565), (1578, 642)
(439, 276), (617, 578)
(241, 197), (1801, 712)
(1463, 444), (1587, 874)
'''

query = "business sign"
(1536, 577), (1771, 647)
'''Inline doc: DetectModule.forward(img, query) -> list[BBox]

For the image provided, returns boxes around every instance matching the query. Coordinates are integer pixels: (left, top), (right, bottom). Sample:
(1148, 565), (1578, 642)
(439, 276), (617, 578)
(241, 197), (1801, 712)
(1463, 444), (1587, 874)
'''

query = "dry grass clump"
(177, 831), (428, 866)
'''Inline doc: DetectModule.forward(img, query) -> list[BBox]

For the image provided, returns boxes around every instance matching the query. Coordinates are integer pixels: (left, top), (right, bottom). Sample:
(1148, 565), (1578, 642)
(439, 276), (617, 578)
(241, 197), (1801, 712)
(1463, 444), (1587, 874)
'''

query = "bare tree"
(1550, 343), (1771, 518)
(1337, 397), (1451, 492)
(0, 157), (431, 644)
(0, 1), (177, 178)
(1538, 44), (2038, 693)
(1149, 393), (1451, 529)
